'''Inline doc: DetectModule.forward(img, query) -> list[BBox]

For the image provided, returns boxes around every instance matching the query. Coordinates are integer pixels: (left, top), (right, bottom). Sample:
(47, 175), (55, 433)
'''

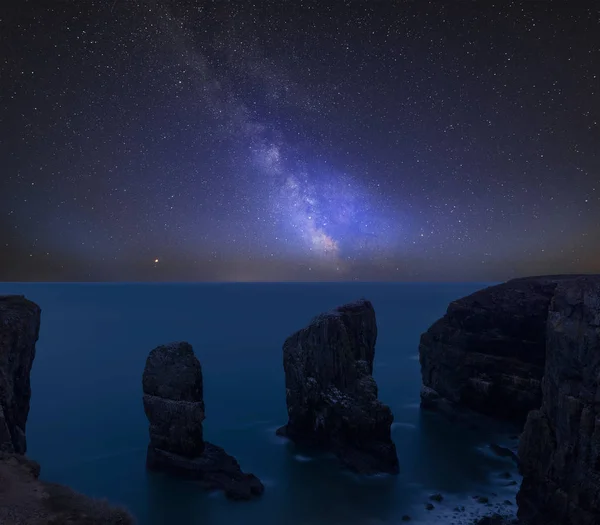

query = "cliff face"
(277, 299), (399, 475)
(517, 277), (600, 525)
(419, 277), (566, 423)
(142, 341), (264, 500)
(0, 295), (41, 454)
(0, 294), (135, 524)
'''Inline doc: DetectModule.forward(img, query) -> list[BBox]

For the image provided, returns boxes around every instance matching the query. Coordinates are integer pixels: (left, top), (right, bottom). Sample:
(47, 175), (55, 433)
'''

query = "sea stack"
(276, 299), (399, 475)
(418, 276), (578, 423)
(0, 295), (41, 454)
(517, 277), (600, 525)
(142, 341), (264, 500)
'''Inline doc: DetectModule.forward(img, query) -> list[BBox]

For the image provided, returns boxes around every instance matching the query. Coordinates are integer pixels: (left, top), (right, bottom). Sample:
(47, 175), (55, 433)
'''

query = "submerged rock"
(517, 277), (600, 525)
(0, 295), (41, 454)
(142, 342), (264, 500)
(276, 299), (399, 475)
(419, 276), (582, 423)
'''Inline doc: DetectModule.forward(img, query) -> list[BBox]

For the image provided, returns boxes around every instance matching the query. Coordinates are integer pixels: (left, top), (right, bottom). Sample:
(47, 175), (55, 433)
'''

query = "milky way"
(1, 1), (599, 281)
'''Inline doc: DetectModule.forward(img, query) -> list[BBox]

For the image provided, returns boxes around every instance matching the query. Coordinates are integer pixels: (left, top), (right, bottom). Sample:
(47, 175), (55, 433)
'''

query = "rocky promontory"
(0, 295), (135, 525)
(517, 277), (600, 525)
(276, 299), (399, 475)
(142, 341), (264, 500)
(419, 275), (600, 525)
(419, 276), (584, 423)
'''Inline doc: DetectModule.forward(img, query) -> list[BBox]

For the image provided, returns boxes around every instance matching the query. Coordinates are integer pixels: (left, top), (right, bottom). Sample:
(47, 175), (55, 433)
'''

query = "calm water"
(1, 283), (522, 525)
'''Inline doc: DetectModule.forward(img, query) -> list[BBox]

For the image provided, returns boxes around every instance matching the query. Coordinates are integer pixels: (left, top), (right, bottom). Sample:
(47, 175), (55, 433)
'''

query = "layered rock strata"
(517, 277), (600, 525)
(142, 341), (264, 500)
(419, 276), (581, 423)
(0, 295), (41, 454)
(276, 299), (399, 475)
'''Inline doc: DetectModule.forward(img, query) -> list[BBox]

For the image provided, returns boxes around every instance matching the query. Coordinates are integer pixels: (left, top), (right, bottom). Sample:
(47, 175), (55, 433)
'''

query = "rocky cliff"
(517, 277), (600, 525)
(419, 276), (579, 423)
(277, 299), (399, 475)
(0, 294), (135, 525)
(419, 275), (600, 525)
(0, 295), (40, 454)
(142, 341), (264, 500)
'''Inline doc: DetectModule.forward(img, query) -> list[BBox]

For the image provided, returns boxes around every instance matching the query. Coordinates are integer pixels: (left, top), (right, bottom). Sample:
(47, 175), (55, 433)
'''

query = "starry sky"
(1, 1), (599, 282)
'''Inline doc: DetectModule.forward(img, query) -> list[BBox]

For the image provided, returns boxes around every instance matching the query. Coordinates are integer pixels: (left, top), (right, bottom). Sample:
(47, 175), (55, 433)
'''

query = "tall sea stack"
(142, 341), (264, 500)
(277, 299), (399, 475)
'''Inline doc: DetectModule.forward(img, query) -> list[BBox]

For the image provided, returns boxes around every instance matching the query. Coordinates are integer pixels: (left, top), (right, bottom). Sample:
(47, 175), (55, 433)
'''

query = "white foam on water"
(400, 488), (518, 525)
(294, 454), (313, 462)
(408, 354), (420, 361)
(402, 402), (421, 409)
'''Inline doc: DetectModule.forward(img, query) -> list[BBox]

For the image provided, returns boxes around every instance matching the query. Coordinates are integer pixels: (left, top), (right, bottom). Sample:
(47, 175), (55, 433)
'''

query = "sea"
(0, 282), (522, 525)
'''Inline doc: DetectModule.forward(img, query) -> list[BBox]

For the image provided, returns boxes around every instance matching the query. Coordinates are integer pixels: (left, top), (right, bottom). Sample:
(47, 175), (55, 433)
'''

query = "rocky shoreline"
(420, 274), (600, 525)
(0, 295), (135, 524)
(1, 274), (598, 524)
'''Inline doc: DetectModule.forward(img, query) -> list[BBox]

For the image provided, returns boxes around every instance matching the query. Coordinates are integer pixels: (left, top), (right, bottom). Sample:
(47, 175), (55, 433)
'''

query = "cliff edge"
(0, 294), (135, 525)
(419, 276), (579, 423)
(517, 277), (600, 525)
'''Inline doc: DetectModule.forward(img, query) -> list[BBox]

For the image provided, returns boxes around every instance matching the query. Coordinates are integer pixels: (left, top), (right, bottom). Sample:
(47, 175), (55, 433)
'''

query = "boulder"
(276, 299), (399, 475)
(142, 342), (264, 500)
(517, 277), (600, 525)
(418, 276), (581, 423)
(0, 295), (41, 454)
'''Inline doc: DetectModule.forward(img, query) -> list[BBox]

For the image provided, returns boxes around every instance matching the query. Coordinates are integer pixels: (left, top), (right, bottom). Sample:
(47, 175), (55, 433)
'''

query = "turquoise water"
(1, 283), (521, 524)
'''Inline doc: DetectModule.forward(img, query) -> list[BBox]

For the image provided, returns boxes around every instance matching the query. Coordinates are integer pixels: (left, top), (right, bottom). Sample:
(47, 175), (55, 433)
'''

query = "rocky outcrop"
(142, 341), (264, 500)
(517, 277), (600, 525)
(0, 452), (134, 525)
(276, 299), (399, 475)
(0, 295), (41, 454)
(0, 294), (135, 524)
(419, 276), (582, 423)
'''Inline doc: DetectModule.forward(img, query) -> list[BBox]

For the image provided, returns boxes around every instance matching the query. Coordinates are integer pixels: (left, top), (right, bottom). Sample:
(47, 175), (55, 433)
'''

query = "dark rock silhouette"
(419, 275), (584, 423)
(419, 275), (600, 525)
(142, 341), (264, 500)
(0, 295), (135, 524)
(276, 299), (399, 475)
(517, 277), (600, 525)
(0, 295), (40, 454)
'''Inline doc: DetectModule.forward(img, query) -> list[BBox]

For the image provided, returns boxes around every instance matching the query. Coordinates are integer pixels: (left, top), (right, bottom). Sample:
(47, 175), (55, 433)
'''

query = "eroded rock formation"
(276, 299), (399, 475)
(0, 295), (40, 454)
(0, 294), (134, 525)
(419, 276), (581, 423)
(517, 277), (600, 525)
(142, 341), (264, 500)
(419, 275), (600, 525)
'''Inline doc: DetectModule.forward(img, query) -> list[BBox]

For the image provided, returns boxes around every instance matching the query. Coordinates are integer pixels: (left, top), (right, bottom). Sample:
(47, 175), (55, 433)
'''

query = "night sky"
(1, 1), (599, 282)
